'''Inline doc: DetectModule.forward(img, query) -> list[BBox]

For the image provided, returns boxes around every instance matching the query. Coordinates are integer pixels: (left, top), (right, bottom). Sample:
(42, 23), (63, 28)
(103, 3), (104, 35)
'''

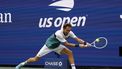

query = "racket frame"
(90, 37), (108, 49)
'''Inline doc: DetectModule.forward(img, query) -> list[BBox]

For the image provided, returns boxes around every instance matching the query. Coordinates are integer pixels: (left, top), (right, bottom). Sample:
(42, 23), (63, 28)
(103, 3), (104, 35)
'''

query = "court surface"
(0, 67), (43, 69)
(0, 67), (122, 69)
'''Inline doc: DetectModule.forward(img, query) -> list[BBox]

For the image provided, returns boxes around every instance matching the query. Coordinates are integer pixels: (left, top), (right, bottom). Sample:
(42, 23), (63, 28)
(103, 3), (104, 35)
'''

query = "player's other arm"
(63, 41), (77, 47)
(74, 37), (85, 44)
(70, 31), (90, 47)
(55, 33), (77, 47)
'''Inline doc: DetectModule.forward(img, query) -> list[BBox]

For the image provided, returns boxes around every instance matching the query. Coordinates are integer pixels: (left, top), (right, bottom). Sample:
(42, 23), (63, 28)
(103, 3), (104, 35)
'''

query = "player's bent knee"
(62, 48), (73, 56)
(34, 56), (40, 61)
(69, 51), (73, 55)
(68, 49), (73, 54)
(67, 50), (73, 56)
(29, 56), (40, 62)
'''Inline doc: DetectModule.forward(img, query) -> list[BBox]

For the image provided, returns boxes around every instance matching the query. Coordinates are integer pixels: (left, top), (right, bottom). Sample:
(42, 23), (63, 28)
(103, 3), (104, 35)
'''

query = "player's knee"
(63, 48), (73, 56)
(34, 56), (40, 61)
(30, 57), (40, 62)
(68, 50), (73, 56)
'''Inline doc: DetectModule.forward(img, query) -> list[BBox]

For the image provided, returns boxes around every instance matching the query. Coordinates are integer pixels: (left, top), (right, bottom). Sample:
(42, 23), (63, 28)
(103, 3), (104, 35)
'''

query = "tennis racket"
(88, 37), (108, 49)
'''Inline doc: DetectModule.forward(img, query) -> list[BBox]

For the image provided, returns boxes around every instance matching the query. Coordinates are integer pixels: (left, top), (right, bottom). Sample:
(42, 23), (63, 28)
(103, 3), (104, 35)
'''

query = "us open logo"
(38, 0), (87, 28)
(49, 0), (74, 12)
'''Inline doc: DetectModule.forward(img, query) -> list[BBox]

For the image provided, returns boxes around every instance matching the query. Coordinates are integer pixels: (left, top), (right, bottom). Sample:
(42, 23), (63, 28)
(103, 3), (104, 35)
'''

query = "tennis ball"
(96, 38), (100, 42)
(120, 15), (122, 19)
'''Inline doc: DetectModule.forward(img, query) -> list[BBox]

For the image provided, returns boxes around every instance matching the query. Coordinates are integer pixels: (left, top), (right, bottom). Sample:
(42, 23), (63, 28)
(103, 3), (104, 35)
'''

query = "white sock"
(21, 61), (28, 65)
(71, 64), (76, 69)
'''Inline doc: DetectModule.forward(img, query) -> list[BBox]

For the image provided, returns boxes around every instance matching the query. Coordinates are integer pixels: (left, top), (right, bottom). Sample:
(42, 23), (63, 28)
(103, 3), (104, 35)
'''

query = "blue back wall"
(0, 0), (122, 66)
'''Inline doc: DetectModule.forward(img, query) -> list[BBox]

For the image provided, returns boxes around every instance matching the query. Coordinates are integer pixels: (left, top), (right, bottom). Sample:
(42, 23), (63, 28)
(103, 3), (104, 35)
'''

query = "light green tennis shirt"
(45, 30), (77, 49)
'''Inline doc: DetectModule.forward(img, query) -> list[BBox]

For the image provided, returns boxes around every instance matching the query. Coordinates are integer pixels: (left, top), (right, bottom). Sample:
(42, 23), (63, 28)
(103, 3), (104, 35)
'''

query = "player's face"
(63, 26), (71, 35)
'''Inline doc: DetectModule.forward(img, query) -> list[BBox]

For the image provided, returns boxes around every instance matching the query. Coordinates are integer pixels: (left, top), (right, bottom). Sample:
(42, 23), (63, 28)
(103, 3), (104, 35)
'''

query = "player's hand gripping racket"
(88, 37), (108, 49)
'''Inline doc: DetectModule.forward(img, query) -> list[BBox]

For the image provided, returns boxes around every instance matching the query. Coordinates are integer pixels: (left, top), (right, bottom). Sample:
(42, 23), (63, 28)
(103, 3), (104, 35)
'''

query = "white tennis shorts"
(36, 44), (67, 57)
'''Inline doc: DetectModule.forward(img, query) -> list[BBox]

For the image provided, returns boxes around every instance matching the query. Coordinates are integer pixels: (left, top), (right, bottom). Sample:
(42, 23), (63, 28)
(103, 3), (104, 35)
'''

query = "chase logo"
(49, 0), (74, 12)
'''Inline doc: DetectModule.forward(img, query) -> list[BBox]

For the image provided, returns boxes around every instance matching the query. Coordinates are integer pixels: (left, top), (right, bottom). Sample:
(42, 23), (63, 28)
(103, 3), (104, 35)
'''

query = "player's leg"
(61, 48), (76, 69)
(15, 45), (52, 69)
(15, 56), (40, 69)
(54, 45), (76, 69)
(26, 56), (40, 63)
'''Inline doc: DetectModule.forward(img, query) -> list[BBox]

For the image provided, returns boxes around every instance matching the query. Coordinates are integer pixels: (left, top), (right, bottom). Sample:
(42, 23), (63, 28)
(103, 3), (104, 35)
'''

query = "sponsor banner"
(44, 58), (67, 69)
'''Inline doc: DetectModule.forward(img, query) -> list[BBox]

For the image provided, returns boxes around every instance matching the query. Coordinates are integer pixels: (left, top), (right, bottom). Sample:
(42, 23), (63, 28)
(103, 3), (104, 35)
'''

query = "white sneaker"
(15, 62), (25, 69)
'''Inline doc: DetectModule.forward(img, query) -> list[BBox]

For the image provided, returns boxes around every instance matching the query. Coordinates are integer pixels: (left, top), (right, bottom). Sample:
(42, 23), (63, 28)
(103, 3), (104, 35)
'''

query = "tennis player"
(15, 23), (90, 69)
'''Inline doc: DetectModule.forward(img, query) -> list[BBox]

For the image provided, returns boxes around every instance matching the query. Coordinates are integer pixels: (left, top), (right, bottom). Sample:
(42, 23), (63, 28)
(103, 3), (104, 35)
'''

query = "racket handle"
(79, 43), (91, 48)
(86, 43), (92, 47)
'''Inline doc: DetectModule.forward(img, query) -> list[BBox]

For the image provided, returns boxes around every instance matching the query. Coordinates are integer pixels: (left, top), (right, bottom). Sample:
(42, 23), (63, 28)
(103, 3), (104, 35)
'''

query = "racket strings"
(94, 38), (107, 48)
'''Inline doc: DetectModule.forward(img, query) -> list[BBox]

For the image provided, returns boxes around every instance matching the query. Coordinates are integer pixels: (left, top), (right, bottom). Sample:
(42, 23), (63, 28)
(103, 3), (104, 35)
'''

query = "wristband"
(75, 44), (79, 47)
(84, 42), (87, 45)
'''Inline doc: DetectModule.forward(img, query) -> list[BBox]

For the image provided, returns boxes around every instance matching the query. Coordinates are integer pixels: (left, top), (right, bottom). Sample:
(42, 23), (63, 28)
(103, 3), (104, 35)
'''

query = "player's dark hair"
(63, 23), (72, 29)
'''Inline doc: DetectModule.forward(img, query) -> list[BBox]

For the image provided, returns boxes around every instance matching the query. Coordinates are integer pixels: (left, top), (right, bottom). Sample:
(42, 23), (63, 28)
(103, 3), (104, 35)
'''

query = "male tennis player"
(15, 23), (90, 69)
